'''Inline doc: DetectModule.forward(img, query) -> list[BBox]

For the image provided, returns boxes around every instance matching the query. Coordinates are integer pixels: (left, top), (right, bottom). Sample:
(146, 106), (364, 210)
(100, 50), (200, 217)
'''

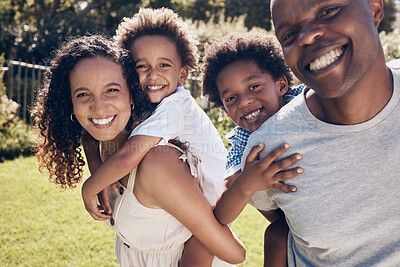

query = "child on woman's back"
(202, 31), (304, 267)
(81, 7), (236, 266)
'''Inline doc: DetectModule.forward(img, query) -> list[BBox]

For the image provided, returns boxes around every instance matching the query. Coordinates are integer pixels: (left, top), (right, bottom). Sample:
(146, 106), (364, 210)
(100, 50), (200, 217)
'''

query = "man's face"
(271, 0), (383, 99)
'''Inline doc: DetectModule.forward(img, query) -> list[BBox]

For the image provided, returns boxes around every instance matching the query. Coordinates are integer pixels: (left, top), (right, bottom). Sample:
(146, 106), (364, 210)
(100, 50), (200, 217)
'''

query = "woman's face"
(70, 57), (133, 142)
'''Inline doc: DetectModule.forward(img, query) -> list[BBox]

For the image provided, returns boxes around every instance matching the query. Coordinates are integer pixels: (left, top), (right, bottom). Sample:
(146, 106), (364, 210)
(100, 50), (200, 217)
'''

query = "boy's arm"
(180, 236), (214, 267)
(82, 132), (113, 216)
(214, 143), (302, 225)
(82, 134), (161, 220)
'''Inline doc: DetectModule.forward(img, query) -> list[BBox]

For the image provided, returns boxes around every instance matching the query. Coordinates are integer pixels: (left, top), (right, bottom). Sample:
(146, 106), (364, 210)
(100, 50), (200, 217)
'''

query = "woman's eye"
(76, 92), (88, 98)
(135, 64), (147, 69)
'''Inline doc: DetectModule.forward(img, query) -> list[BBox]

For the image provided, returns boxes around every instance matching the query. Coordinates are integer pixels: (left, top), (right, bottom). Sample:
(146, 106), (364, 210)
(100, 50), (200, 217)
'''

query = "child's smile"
(131, 35), (189, 103)
(216, 60), (288, 132)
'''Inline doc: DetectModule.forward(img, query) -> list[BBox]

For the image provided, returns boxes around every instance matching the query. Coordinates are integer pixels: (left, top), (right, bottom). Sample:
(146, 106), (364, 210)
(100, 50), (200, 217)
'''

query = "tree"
(0, 0), (142, 63)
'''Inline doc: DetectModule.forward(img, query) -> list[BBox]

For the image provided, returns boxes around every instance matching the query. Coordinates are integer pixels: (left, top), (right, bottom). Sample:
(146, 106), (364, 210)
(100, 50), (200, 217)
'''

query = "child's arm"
(81, 134), (161, 220)
(82, 132), (120, 217)
(139, 146), (245, 264)
(214, 143), (303, 225)
(180, 236), (214, 267)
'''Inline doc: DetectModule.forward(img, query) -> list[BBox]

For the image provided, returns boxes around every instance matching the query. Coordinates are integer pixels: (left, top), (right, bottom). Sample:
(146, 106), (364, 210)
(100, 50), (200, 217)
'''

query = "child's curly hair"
(114, 7), (198, 69)
(202, 31), (294, 108)
(31, 34), (154, 189)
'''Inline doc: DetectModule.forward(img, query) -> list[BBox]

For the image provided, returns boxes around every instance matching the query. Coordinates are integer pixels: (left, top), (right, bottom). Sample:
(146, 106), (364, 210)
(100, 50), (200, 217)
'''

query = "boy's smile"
(272, 0), (383, 100)
(216, 60), (288, 132)
(131, 35), (189, 103)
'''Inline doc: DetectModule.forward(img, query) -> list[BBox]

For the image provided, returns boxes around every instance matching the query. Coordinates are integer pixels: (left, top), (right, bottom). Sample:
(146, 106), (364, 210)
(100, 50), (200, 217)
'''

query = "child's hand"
(81, 179), (111, 221)
(238, 143), (302, 194)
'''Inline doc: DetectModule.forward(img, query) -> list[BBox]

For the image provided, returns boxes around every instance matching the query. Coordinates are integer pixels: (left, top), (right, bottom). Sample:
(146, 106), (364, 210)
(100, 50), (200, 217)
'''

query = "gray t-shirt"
(244, 66), (400, 266)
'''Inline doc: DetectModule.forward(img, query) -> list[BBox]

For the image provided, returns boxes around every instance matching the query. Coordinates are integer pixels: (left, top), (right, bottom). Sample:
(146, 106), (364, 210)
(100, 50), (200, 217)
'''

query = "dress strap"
(164, 142), (204, 193)
(126, 167), (137, 192)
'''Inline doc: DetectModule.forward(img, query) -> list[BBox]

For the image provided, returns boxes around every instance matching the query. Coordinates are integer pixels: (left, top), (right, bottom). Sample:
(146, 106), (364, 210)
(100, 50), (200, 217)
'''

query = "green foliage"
(379, 0), (398, 33)
(0, 55), (32, 161)
(380, 28), (400, 61)
(0, 156), (267, 266)
(206, 108), (236, 148)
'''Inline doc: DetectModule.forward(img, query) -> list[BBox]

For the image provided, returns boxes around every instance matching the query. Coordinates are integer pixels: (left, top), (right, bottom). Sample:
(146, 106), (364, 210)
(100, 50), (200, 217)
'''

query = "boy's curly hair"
(202, 31), (294, 108)
(114, 7), (198, 69)
(31, 34), (154, 189)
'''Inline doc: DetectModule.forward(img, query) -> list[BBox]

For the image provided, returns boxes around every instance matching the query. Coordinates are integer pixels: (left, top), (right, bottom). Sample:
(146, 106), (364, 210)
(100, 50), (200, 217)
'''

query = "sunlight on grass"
(0, 156), (268, 266)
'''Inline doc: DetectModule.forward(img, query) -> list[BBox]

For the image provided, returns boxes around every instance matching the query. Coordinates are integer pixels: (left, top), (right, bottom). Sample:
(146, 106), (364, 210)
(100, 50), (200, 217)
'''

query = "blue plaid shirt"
(224, 84), (305, 177)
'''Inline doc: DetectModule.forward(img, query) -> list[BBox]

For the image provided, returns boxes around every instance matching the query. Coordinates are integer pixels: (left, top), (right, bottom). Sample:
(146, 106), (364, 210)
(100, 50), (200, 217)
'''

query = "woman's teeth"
(244, 109), (261, 120)
(309, 47), (345, 71)
(147, 85), (164, 91)
(92, 116), (114, 125)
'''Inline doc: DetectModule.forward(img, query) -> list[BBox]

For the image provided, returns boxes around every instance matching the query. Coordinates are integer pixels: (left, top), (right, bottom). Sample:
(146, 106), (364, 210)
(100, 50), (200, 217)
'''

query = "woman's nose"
(91, 97), (109, 114)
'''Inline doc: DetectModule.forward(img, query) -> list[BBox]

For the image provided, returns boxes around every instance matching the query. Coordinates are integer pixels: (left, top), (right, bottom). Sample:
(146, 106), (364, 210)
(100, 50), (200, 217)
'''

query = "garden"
(1, 1), (399, 266)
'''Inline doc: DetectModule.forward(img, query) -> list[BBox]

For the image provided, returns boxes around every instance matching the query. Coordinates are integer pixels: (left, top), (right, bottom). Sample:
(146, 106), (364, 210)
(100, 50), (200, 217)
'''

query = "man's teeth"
(147, 85), (164, 91)
(92, 116), (114, 125)
(309, 47), (345, 71)
(244, 109), (261, 120)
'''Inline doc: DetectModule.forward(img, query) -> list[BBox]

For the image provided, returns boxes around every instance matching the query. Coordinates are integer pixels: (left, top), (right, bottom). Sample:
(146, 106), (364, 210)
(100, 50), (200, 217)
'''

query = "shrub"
(380, 28), (400, 61)
(0, 55), (32, 161)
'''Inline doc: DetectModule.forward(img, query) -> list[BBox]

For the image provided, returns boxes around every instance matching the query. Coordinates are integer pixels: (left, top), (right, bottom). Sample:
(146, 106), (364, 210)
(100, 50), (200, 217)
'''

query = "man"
(243, 0), (400, 265)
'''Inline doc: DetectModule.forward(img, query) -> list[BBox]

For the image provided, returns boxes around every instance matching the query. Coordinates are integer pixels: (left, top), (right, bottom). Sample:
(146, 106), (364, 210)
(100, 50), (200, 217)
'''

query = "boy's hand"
(96, 183), (119, 216)
(239, 143), (302, 194)
(81, 179), (111, 221)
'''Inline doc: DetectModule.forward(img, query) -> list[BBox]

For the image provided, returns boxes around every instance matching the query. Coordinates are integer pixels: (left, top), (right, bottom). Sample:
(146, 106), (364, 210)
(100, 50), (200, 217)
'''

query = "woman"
(31, 35), (245, 266)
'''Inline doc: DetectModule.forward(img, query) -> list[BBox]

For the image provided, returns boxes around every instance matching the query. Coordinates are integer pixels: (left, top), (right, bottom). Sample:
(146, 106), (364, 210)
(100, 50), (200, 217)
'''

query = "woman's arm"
(137, 145), (246, 264)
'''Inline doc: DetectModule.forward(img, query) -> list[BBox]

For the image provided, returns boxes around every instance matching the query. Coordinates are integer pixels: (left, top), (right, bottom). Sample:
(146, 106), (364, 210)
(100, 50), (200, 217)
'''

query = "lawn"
(0, 156), (268, 266)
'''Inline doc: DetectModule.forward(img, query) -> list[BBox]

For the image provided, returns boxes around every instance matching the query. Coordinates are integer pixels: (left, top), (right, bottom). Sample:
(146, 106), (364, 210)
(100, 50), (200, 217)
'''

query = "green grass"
(0, 156), (268, 266)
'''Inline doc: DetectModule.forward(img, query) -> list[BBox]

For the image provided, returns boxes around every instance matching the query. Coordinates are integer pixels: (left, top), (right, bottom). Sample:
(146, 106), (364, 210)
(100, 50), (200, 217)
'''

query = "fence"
(2, 59), (206, 123)
(3, 60), (48, 122)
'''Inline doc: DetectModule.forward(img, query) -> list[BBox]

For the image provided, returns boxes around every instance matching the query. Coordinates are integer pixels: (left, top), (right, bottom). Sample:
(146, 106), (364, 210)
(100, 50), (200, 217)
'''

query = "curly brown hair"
(31, 34), (154, 189)
(202, 31), (294, 108)
(114, 7), (198, 69)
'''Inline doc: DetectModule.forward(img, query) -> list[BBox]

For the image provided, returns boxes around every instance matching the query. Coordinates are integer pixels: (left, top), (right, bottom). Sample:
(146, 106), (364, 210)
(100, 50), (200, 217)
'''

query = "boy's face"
(272, 0), (383, 99)
(131, 35), (189, 103)
(216, 60), (288, 132)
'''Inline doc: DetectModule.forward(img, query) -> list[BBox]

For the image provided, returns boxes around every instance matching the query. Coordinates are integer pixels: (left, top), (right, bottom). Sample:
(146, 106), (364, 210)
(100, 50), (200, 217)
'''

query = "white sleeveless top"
(105, 143), (234, 266)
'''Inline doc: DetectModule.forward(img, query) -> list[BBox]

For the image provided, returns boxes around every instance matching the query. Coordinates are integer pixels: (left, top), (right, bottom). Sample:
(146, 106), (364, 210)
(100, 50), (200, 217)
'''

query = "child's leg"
(263, 217), (289, 267)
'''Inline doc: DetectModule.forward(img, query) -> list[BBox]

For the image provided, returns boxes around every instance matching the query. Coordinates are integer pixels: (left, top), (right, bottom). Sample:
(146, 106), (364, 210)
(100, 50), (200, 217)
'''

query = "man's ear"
(370, 0), (384, 29)
(178, 66), (190, 85)
(276, 75), (289, 96)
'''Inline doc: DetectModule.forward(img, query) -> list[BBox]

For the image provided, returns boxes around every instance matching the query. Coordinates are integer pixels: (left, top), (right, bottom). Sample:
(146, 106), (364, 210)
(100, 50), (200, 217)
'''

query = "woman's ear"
(276, 75), (289, 96)
(178, 66), (190, 85)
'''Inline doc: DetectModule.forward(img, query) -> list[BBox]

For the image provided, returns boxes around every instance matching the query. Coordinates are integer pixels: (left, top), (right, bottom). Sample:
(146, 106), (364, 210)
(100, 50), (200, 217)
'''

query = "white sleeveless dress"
(105, 143), (234, 267)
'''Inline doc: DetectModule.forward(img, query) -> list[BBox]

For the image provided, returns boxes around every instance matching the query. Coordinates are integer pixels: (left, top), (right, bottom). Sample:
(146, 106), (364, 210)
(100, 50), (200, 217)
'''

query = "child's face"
(131, 35), (189, 103)
(70, 57), (133, 142)
(216, 60), (288, 132)
(272, 0), (383, 99)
